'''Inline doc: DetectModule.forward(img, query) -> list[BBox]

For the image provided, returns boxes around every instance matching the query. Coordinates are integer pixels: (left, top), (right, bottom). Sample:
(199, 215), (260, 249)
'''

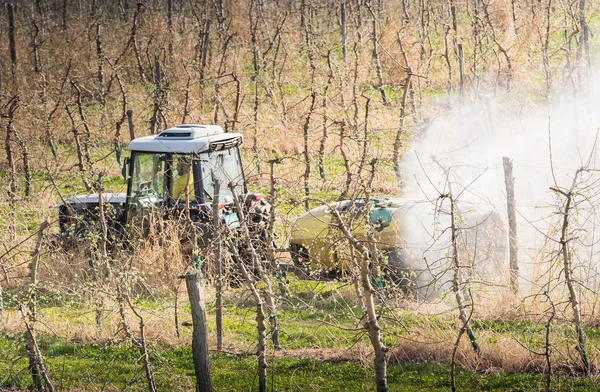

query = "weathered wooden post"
(502, 157), (518, 295)
(458, 43), (465, 100)
(127, 109), (135, 140)
(183, 270), (213, 392)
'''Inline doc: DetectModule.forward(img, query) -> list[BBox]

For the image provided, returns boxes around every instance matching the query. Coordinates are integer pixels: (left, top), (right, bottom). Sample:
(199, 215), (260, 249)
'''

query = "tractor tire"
(290, 243), (309, 268)
(382, 248), (419, 298)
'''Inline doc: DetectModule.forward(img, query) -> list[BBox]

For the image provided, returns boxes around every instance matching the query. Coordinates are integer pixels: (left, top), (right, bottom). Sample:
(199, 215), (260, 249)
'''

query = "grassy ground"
(2, 278), (600, 391)
(2, 333), (599, 391)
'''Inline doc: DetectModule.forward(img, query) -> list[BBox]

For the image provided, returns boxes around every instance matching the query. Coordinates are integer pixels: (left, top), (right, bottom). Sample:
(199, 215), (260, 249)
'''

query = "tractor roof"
(127, 124), (243, 153)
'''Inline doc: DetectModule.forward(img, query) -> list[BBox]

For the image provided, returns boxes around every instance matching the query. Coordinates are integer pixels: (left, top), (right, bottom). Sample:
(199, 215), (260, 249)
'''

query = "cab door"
(126, 152), (168, 238)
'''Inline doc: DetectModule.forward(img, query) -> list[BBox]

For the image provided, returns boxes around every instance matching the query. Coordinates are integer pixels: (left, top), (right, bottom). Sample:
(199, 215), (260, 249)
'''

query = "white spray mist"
(400, 80), (600, 294)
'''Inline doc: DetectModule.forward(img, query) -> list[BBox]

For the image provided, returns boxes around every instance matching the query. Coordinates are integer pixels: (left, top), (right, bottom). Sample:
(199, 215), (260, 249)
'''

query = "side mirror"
(122, 157), (130, 179)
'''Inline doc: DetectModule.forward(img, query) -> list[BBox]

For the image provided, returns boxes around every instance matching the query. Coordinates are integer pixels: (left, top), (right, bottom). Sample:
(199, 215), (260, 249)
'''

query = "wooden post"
(503, 157), (518, 295)
(127, 110), (135, 140)
(457, 43), (465, 100)
(184, 271), (213, 392)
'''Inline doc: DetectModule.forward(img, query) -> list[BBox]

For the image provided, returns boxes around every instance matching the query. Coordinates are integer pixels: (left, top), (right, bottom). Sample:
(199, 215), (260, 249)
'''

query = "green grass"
(2, 274), (600, 391)
(3, 279), (600, 391)
(2, 333), (599, 391)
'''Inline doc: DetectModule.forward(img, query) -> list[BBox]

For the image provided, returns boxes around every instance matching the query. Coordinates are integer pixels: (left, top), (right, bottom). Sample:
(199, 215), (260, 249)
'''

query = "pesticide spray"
(400, 82), (600, 296)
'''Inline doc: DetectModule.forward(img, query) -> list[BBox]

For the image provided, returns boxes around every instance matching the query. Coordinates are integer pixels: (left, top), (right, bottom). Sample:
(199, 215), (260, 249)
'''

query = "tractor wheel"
(382, 248), (418, 298)
(290, 243), (309, 268)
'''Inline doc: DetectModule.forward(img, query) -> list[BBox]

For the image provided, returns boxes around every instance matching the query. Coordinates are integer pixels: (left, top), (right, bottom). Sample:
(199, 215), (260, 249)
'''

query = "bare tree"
(212, 176), (224, 351)
(150, 57), (166, 134)
(366, 1), (388, 105)
(332, 206), (388, 392)
(393, 34), (414, 185)
(126, 297), (159, 392)
(429, 158), (482, 360)
(482, 0), (513, 93)
(550, 167), (592, 375)
(23, 217), (55, 392)
(303, 92), (318, 209)
(230, 185), (281, 349)
(224, 238), (269, 392)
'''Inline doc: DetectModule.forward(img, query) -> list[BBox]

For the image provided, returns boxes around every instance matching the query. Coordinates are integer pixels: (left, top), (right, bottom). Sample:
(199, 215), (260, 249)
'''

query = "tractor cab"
(57, 124), (270, 243)
(122, 124), (246, 234)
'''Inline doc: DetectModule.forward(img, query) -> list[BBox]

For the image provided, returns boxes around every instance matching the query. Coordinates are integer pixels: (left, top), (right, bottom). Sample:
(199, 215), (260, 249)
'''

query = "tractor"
(58, 124), (270, 247)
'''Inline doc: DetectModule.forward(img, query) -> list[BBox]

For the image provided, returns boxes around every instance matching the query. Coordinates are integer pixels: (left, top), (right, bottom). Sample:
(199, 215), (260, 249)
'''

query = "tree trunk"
(132, 4), (146, 83)
(393, 34), (413, 186)
(212, 176), (224, 351)
(199, 19), (212, 101)
(96, 24), (106, 104)
(267, 158), (289, 299)
(25, 218), (54, 392)
(303, 92), (317, 209)
(184, 271), (214, 392)
(5, 99), (19, 239)
(367, 2), (388, 105)
(449, 192), (481, 355)
(551, 172), (591, 375)
(127, 298), (158, 392)
(224, 238), (268, 392)
(230, 186), (281, 350)
(150, 59), (163, 134)
(433, 159), (481, 356)
(318, 53), (334, 181)
(332, 210), (388, 391)
(340, 2), (347, 64)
